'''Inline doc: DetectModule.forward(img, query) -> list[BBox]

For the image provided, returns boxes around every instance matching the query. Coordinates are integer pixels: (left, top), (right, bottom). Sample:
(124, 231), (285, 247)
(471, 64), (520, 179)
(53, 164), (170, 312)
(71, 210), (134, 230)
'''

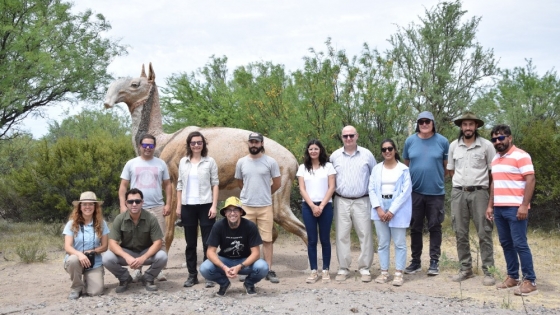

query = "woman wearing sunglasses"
(368, 139), (412, 286)
(176, 131), (219, 288)
(63, 191), (109, 299)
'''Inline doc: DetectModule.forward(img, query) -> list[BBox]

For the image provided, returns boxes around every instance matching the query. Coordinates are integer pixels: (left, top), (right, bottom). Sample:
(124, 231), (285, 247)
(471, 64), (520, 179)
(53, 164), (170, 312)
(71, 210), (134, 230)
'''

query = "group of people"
(62, 112), (539, 299)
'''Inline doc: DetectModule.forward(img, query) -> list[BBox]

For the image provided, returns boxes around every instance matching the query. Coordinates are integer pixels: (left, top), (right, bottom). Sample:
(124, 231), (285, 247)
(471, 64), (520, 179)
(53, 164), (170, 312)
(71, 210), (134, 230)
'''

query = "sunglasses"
(190, 141), (203, 146)
(141, 143), (155, 149)
(417, 119), (432, 125)
(126, 199), (142, 205)
(381, 147), (394, 153)
(491, 135), (508, 143)
(342, 134), (356, 139)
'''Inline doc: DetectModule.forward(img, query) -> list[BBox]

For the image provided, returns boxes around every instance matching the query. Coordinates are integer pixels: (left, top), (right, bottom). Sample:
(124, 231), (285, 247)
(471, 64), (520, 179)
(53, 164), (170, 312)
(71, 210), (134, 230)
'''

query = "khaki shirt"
(447, 136), (495, 188)
(109, 209), (163, 253)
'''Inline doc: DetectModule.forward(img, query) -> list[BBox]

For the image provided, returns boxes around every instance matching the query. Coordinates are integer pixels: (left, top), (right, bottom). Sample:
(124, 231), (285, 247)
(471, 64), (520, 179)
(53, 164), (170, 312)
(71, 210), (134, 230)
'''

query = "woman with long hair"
(296, 139), (336, 283)
(176, 131), (219, 288)
(368, 139), (412, 286)
(63, 191), (109, 299)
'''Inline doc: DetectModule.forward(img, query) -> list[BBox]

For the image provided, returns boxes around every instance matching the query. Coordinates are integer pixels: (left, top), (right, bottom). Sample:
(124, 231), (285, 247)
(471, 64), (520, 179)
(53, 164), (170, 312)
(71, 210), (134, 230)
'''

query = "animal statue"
(104, 63), (307, 251)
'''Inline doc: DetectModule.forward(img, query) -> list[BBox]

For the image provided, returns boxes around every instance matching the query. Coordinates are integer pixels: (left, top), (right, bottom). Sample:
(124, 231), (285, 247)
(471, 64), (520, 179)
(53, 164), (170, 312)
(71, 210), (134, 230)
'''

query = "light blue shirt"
(63, 220), (110, 269)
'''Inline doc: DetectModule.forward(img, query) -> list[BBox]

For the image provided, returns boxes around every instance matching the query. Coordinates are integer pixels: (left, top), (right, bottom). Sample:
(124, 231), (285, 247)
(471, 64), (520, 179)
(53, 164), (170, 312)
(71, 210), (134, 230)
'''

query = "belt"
(335, 193), (368, 200)
(381, 195), (393, 199)
(454, 186), (485, 192)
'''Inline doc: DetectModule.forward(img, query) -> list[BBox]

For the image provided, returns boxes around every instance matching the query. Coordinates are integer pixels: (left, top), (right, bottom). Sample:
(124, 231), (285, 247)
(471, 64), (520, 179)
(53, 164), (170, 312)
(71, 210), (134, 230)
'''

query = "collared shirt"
(176, 156), (219, 205)
(330, 145), (375, 197)
(491, 145), (534, 207)
(63, 220), (110, 269)
(109, 209), (163, 253)
(448, 136), (495, 188)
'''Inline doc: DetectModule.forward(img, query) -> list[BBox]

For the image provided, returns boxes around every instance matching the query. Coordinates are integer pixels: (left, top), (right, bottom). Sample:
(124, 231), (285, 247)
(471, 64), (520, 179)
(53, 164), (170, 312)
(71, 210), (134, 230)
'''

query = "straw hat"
(72, 191), (104, 206)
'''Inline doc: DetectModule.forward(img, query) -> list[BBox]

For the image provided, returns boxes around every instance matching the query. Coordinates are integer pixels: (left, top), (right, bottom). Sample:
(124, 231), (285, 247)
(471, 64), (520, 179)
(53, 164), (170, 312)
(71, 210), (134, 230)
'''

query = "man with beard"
(200, 197), (269, 296)
(447, 113), (496, 286)
(486, 124), (537, 296)
(235, 132), (281, 283)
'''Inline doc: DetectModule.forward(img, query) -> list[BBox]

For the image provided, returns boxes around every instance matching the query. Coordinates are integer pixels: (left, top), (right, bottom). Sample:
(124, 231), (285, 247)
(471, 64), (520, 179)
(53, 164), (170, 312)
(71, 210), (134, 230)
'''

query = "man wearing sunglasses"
(103, 188), (168, 293)
(447, 113), (496, 286)
(486, 124), (537, 296)
(118, 133), (172, 282)
(402, 111), (449, 276)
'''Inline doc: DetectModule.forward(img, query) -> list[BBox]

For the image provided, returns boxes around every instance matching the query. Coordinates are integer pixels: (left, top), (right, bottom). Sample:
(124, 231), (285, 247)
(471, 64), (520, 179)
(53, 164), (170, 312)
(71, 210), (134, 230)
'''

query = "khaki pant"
(64, 255), (104, 296)
(146, 205), (166, 250)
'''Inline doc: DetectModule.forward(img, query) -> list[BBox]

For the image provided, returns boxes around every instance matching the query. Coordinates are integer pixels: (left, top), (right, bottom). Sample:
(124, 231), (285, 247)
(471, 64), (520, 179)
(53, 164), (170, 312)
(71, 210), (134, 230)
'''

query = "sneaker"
(238, 275), (247, 282)
(68, 291), (81, 300)
(115, 275), (133, 293)
(306, 270), (319, 284)
(392, 272), (404, 286)
(157, 270), (167, 281)
(375, 271), (389, 284)
(266, 270), (280, 283)
(322, 270), (331, 283)
(483, 274), (496, 286)
(243, 282), (257, 295)
(205, 280), (216, 288)
(496, 276), (521, 290)
(183, 274), (199, 287)
(335, 270), (349, 282)
(513, 280), (538, 296)
(427, 260), (439, 276)
(216, 281), (231, 297)
(360, 270), (372, 282)
(451, 269), (474, 282)
(404, 261), (421, 274)
(141, 275), (158, 292)
(131, 269), (143, 283)
(181, 262), (187, 268)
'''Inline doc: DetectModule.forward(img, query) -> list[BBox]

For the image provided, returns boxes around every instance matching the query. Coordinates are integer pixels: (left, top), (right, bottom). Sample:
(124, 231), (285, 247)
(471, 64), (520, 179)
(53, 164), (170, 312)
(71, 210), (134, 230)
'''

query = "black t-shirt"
(207, 218), (263, 259)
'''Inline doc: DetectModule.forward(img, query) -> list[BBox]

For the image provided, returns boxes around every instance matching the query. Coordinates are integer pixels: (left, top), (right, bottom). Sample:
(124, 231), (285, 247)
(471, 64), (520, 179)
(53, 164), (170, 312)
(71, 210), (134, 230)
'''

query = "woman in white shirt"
(297, 139), (336, 284)
(176, 131), (219, 288)
(368, 139), (412, 286)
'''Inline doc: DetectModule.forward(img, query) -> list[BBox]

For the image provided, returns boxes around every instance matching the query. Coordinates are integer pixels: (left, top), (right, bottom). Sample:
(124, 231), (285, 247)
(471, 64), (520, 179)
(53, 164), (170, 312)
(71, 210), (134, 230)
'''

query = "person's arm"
(108, 239), (136, 267)
(228, 245), (261, 278)
(271, 176), (281, 194)
(298, 176), (319, 216)
(118, 179), (130, 213)
(237, 179), (244, 190)
(64, 235), (91, 268)
(209, 185), (219, 219)
(486, 180), (495, 221)
(95, 234), (108, 254)
(517, 174), (535, 220)
(443, 160), (449, 178)
(176, 190), (183, 217)
(162, 179), (172, 216)
(133, 239), (162, 269)
(319, 174), (336, 210)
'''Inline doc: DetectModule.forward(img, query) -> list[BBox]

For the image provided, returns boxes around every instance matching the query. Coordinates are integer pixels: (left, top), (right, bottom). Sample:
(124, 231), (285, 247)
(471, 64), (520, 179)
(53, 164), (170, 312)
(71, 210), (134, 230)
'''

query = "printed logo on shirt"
(134, 166), (159, 189)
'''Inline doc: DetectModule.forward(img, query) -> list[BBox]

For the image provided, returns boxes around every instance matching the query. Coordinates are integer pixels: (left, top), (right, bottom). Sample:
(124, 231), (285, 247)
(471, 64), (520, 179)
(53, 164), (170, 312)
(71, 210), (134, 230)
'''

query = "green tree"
(45, 108), (130, 141)
(0, 0), (126, 138)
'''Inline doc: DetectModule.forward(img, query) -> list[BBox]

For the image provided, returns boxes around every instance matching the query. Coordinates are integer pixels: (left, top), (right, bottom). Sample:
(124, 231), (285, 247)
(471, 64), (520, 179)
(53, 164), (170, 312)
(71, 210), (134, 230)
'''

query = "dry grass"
(0, 219), (64, 263)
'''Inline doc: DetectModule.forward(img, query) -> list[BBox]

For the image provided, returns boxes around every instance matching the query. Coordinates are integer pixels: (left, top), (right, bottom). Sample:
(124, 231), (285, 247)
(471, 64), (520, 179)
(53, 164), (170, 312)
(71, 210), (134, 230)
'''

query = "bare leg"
(263, 241), (273, 269)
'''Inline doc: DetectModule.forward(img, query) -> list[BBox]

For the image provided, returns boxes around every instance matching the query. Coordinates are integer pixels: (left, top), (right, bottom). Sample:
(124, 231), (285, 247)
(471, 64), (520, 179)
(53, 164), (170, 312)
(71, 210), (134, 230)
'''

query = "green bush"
(16, 243), (47, 263)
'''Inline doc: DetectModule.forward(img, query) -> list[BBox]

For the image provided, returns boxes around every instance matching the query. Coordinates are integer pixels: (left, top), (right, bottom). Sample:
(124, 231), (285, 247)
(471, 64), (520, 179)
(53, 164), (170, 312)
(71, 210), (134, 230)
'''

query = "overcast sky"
(23, 0), (560, 137)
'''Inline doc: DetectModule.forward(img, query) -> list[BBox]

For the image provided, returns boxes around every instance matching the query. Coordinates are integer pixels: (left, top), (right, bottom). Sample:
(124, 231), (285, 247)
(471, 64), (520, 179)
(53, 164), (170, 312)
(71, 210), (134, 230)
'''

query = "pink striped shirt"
(491, 145), (534, 207)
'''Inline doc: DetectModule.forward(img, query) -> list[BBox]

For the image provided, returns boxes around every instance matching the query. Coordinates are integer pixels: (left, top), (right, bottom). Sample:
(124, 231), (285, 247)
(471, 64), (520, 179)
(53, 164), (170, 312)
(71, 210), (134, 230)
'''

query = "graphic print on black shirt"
(207, 218), (262, 259)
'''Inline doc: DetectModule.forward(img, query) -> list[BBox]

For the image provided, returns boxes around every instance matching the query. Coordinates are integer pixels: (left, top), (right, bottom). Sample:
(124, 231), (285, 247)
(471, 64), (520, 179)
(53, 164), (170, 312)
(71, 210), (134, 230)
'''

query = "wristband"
(240, 262), (246, 268)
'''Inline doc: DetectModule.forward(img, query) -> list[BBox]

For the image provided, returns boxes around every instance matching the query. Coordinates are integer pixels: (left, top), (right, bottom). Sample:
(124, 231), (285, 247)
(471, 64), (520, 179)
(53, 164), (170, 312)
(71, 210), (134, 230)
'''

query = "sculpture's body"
(104, 63), (307, 251)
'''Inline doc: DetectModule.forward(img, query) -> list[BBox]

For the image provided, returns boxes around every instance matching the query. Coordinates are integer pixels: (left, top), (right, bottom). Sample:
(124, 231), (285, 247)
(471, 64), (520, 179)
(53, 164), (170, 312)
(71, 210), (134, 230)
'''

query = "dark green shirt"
(109, 209), (163, 252)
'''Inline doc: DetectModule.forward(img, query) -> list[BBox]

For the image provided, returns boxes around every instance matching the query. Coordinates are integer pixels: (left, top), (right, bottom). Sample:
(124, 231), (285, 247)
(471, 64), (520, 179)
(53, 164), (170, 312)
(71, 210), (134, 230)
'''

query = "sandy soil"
(0, 233), (558, 315)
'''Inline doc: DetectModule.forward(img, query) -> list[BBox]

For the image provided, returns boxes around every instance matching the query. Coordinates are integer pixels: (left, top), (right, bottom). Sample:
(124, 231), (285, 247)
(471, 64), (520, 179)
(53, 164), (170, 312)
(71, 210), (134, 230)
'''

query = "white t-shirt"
(381, 166), (400, 195)
(296, 162), (336, 202)
(185, 163), (200, 204)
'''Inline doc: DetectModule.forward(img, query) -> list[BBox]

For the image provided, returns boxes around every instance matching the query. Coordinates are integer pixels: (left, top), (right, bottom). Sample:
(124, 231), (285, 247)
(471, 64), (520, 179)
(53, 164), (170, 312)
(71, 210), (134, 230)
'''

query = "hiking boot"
(335, 270), (349, 281)
(404, 261), (421, 274)
(115, 275), (133, 293)
(141, 275), (158, 292)
(156, 270), (167, 281)
(451, 269), (474, 282)
(266, 270), (280, 283)
(483, 274), (496, 286)
(496, 276), (520, 290)
(216, 281), (231, 297)
(375, 271), (389, 284)
(205, 280), (215, 288)
(513, 280), (538, 296)
(322, 270), (331, 283)
(427, 260), (439, 276)
(360, 270), (372, 282)
(306, 270), (319, 283)
(131, 269), (142, 283)
(238, 274), (247, 282)
(243, 282), (257, 295)
(183, 274), (199, 287)
(68, 291), (81, 300)
(392, 272), (404, 286)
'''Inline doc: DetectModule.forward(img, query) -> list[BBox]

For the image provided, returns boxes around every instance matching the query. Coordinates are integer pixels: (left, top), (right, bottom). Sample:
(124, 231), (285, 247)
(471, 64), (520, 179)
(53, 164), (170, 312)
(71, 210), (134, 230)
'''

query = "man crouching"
(200, 197), (269, 296)
(103, 188), (168, 293)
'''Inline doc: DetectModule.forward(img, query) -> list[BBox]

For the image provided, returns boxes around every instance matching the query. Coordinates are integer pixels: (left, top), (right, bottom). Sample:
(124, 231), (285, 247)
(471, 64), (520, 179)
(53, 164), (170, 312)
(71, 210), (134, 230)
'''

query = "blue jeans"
(302, 201), (333, 270)
(199, 257), (269, 286)
(373, 198), (407, 271)
(493, 206), (536, 281)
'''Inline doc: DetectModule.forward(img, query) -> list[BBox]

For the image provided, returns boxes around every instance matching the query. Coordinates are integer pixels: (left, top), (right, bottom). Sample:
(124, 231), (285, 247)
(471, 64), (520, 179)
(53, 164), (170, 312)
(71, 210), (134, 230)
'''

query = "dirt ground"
(0, 232), (558, 315)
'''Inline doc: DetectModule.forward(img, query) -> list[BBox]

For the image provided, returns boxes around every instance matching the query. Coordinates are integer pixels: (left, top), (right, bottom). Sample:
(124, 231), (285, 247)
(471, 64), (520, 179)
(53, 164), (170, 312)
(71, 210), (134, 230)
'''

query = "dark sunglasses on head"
(491, 135), (508, 143)
(126, 199), (142, 205)
(141, 143), (155, 149)
(190, 141), (203, 146)
(342, 134), (356, 139)
(417, 119), (432, 125)
(381, 147), (394, 153)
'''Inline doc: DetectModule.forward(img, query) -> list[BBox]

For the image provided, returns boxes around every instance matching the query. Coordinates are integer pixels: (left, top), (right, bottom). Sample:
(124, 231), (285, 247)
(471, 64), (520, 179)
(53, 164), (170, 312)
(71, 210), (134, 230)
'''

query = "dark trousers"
(301, 201), (333, 270)
(181, 203), (215, 276)
(409, 192), (445, 263)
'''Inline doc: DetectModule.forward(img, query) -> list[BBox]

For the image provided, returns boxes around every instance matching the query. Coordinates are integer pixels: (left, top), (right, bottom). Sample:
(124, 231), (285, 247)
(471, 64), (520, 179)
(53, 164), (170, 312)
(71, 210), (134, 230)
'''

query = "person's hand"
(130, 256), (146, 269)
(163, 204), (170, 216)
(376, 207), (386, 222)
(125, 256), (137, 268)
(77, 252), (91, 268)
(208, 206), (217, 219)
(485, 207), (494, 221)
(517, 205), (529, 221)
(176, 206), (181, 217)
(312, 204), (321, 217)
(385, 211), (394, 222)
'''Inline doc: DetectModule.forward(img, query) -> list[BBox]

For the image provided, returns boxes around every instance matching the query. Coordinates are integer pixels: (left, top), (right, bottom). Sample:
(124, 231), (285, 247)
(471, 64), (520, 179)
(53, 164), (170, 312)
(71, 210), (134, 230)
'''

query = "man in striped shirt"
(486, 124), (537, 296)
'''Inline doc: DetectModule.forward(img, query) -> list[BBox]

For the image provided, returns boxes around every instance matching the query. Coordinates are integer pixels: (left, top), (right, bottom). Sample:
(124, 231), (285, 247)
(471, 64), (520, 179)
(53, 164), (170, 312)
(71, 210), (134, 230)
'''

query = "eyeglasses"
(491, 135), (508, 143)
(126, 199), (143, 205)
(417, 119), (432, 125)
(190, 141), (203, 146)
(141, 143), (155, 149)
(381, 147), (394, 153)
(224, 208), (241, 214)
(342, 134), (356, 139)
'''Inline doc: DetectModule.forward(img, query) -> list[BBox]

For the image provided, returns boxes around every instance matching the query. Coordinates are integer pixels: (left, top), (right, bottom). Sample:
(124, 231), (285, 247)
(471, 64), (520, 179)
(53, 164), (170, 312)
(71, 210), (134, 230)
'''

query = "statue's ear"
(148, 62), (155, 82)
(140, 64), (147, 78)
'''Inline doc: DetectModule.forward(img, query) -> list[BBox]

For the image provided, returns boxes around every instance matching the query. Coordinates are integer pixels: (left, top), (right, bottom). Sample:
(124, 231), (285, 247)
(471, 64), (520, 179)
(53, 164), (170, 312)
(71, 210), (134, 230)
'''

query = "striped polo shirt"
(491, 145), (534, 207)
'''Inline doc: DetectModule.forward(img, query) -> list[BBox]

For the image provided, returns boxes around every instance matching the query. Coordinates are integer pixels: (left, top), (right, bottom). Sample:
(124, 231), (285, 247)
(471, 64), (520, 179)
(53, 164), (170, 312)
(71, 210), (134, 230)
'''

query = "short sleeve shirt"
(207, 218), (263, 259)
(296, 162), (336, 202)
(491, 145), (534, 207)
(120, 157), (170, 208)
(329, 146), (375, 197)
(63, 220), (110, 269)
(447, 137), (495, 188)
(109, 209), (163, 252)
(234, 155), (281, 207)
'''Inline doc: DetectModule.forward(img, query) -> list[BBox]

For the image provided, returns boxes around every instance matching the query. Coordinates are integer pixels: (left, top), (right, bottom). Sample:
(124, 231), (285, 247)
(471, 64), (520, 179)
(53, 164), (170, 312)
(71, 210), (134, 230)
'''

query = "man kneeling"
(200, 197), (269, 296)
(103, 188), (168, 293)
